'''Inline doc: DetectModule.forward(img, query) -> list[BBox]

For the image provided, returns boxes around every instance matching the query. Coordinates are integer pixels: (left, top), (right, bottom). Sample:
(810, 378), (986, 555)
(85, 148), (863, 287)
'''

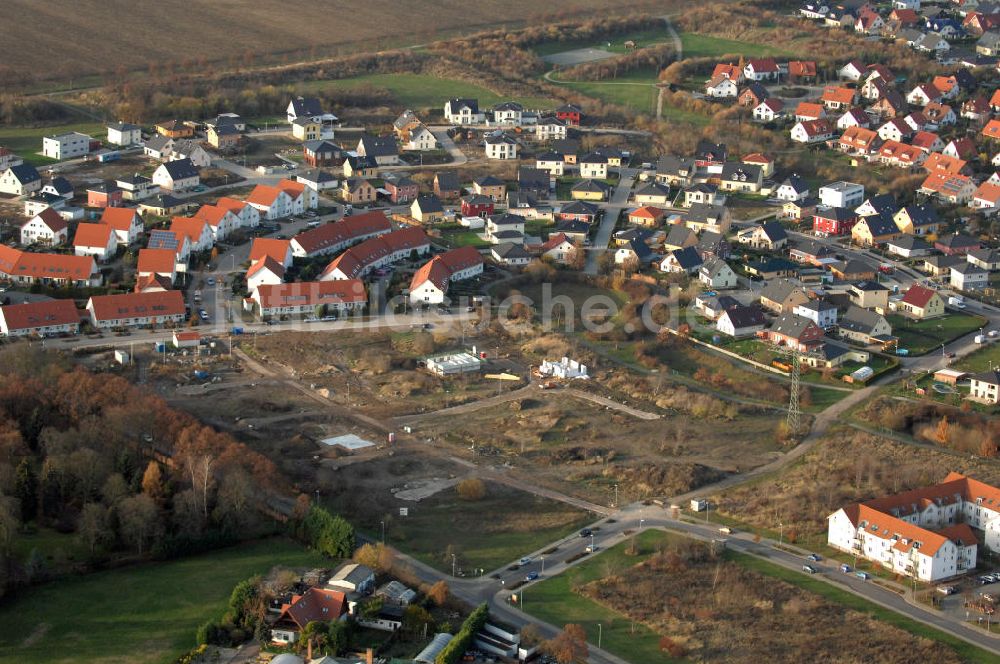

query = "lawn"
(888, 312), (987, 355)
(678, 32), (795, 59)
(549, 78), (658, 114)
(955, 341), (1000, 374)
(0, 539), (328, 664)
(519, 530), (678, 664)
(337, 482), (592, 574)
(731, 552), (998, 664)
(298, 73), (555, 110)
(440, 229), (490, 249)
(533, 28), (674, 57)
(0, 122), (108, 166)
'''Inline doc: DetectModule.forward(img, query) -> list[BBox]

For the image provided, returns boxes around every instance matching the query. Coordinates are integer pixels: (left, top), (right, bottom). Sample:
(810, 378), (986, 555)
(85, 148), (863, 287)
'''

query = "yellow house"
(292, 118), (321, 141)
(896, 284), (946, 319)
(341, 177), (376, 204)
(851, 215), (900, 247)
(571, 179), (610, 201)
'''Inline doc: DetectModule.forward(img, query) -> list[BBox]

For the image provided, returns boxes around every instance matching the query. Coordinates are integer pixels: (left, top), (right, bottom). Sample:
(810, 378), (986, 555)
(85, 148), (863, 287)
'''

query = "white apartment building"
(827, 472), (1000, 582)
(42, 132), (91, 160)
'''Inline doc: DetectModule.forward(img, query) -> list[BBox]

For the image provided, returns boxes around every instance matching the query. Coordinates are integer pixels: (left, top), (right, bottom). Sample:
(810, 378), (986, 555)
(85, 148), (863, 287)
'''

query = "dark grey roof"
(815, 206), (856, 222)
(536, 151), (563, 162)
(950, 262), (987, 275)
(108, 121), (140, 131)
(635, 181), (670, 197)
(695, 141), (727, 162)
(859, 193), (899, 216)
(298, 169), (336, 184)
(494, 101), (524, 112)
(831, 258), (874, 275)
(724, 305), (766, 329)
(579, 152), (608, 164)
(8, 163), (40, 184)
(493, 242), (531, 259)
(760, 221), (787, 243)
(47, 176), (73, 194)
(852, 280), (888, 292)
(761, 278), (804, 303)
(144, 135), (173, 152)
(359, 135), (399, 158)
(781, 174), (809, 193)
(303, 139), (341, 154)
(475, 175), (504, 187)
(720, 163), (762, 183)
(670, 246), (703, 270)
(665, 224), (695, 247)
(859, 213), (899, 237)
(490, 213), (526, 226)
(770, 313), (818, 338)
(518, 167), (550, 189)
(290, 96), (324, 117)
(887, 235), (929, 250)
(656, 155), (694, 176)
(839, 305), (885, 334)
(346, 154), (378, 170)
(160, 158), (199, 180)
(414, 194), (443, 213)
(899, 204), (939, 227)
(572, 179), (611, 193)
(551, 139), (580, 155)
(685, 203), (727, 223)
(936, 233), (979, 249)
(435, 171), (460, 190)
(560, 201), (599, 216)
(555, 219), (590, 234)
(447, 98), (480, 114)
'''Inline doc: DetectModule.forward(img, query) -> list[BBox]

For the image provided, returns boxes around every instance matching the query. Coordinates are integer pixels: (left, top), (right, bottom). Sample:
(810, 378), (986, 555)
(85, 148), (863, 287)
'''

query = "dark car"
(579, 528), (592, 538)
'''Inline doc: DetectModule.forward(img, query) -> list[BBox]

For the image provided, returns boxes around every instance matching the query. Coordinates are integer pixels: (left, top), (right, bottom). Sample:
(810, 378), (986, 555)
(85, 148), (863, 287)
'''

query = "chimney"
(366, 647), (374, 664)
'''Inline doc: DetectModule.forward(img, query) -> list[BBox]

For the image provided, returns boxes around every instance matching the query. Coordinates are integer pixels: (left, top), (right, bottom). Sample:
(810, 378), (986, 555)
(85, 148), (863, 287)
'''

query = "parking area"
(937, 571), (1000, 624)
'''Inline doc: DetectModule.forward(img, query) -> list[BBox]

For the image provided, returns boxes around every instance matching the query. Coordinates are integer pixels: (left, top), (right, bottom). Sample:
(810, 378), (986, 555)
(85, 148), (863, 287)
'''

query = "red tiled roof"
(900, 284), (938, 308)
(134, 273), (173, 293)
(975, 181), (1000, 205)
(923, 152), (966, 175)
(910, 131), (940, 150)
(821, 86), (855, 105)
(0, 299), (79, 332)
(137, 248), (177, 274)
(292, 211), (392, 255)
(247, 256), (285, 279)
(983, 119), (1000, 140)
(88, 290), (185, 321)
(28, 207), (68, 234)
(281, 588), (347, 630)
(409, 246), (483, 293)
(170, 217), (209, 244)
(787, 61), (816, 77)
(73, 223), (114, 249)
(840, 126), (879, 149)
(100, 207), (140, 231)
(321, 227), (428, 280)
(10, 252), (95, 281)
(246, 185), (288, 207)
(795, 102), (825, 118)
(249, 238), (292, 264)
(254, 280), (365, 310)
(192, 204), (231, 227)
(630, 206), (664, 220)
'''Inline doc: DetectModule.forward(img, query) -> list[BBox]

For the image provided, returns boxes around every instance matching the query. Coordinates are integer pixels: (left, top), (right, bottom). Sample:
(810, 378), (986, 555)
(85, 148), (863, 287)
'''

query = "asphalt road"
(585, 168), (638, 275)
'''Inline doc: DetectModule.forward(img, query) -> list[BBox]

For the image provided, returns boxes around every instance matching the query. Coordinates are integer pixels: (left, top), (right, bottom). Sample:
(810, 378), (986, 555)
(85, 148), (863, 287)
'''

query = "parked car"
(579, 528), (592, 538)
(585, 544), (600, 553)
(855, 571), (870, 580)
(840, 563), (852, 573)
(525, 571), (539, 582)
(806, 553), (822, 562)
(937, 585), (957, 595)
(518, 557), (532, 567)
(802, 565), (818, 574)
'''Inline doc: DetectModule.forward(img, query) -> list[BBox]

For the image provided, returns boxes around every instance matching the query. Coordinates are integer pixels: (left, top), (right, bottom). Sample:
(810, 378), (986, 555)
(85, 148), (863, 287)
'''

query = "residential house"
(659, 246), (702, 274)
(341, 177), (377, 205)
(744, 58), (780, 81)
(837, 108), (871, 131)
(460, 195), (495, 218)
(718, 163), (762, 193)
(116, 173), (158, 201)
(849, 280), (890, 312)
(536, 117), (568, 141)
(537, 233), (576, 264)
(753, 98), (786, 123)
(400, 124), (437, 151)
(491, 242), (532, 266)
(147, 230), (191, 266)
(0, 299), (80, 337)
(919, 172), (975, 204)
(838, 126), (880, 155)
(819, 181), (865, 208)
(536, 151), (565, 176)
(795, 102), (826, 122)
(73, 223), (117, 262)
(21, 208), (68, 246)
(762, 313), (825, 352)
(152, 158), (199, 192)
(303, 139), (343, 167)
(795, 298), (838, 329)
(444, 99), (485, 124)
(271, 587), (348, 645)
(558, 201), (600, 224)
(289, 212), (393, 258)
(571, 179), (612, 201)
(408, 246), (484, 304)
(829, 258), (876, 282)
(852, 213), (901, 246)
(886, 235), (931, 258)
(473, 176), (506, 201)
(684, 203), (731, 234)
(136, 248), (178, 283)
(343, 154), (378, 179)
(42, 132), (90, 160)
(555, 104), (583, 126)
(87, 181), (123, 208)
(838, 305), (893, 345)
(821, 86), (857, 111)
(760, 279), (809, 314)
(705, 75), (739, 98)
(411, 194), (445, 223)
(664, 224), (697, 251)
(894, 205), (940, 235)
(791, 119), (835, 143)
(170, 217), (213, 253)
(633, 181), (671, 206)
(0, 164), (41, 195)
(718, 305), (767, 338)
(484, 132), (518, 160)
(86, 290), (184, 329)
(434, 172), (461, 200)
(972, 181), (1000, 214)
(296, 169), (338, 193)
(357, 135), (400, 166)
(320, 228), (430, 281)
(579, 153), (608, 179)
(813, 206), (859, 237)
(206, 124), (241, 150)
(951, 262), (989, 290)
(699, 258), (738, 289)
(155, 120), (193, 138)
(628, 206), (665, 227)
(777, 175), (811, 202)
(737, 221), (788, 250)
(106, 121), (141, 147)
(99, 207), (144, 246)
(897, 284), (946, 319)
(383, 174), (418, 204)
(485, 213), (526, 245)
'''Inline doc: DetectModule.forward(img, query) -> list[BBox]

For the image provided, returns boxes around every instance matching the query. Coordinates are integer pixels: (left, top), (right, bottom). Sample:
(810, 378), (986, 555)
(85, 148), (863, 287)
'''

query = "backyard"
(0, 539), (328, 664)
(298, 73), (555, 110)
(0, 121), (108, 166)
(888, 312), (986, 355)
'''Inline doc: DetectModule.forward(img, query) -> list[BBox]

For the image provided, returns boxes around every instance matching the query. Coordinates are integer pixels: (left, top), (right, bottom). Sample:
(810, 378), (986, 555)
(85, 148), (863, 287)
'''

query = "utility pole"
(786, 345), (801, 434)
(451, 553), (456, 577)
(597, 623), (602, 649)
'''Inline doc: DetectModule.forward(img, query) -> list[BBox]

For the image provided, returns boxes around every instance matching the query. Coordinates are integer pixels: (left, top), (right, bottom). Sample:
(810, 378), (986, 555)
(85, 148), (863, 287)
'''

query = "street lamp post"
(639, 518), (645, 531)
(380, 520), (385, 544)
(541, 555), (545, 574)
(597, 623), (602, 649)
(779, 521), (783, 547)
(452, 554), (457, 577)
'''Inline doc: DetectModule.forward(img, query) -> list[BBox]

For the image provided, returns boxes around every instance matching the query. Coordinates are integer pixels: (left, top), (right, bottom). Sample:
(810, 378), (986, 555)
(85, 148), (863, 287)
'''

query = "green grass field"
(519, 530), (678, 664)
(955, 340), (1000, 373)
(0, 539), (327, 664)
(732, 552), (997, 664)
(888, 312), (986, 355)
(678, 32), (795, 59)
(340, 483), (592, 574)
(298, 73), (555, 110)
(533, 28), (673, 56)
(0, 122), (107, 166)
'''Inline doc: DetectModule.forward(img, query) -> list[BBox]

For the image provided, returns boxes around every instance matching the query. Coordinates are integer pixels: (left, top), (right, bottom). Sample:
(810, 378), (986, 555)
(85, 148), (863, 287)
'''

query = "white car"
(518, 557), (532, 566)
